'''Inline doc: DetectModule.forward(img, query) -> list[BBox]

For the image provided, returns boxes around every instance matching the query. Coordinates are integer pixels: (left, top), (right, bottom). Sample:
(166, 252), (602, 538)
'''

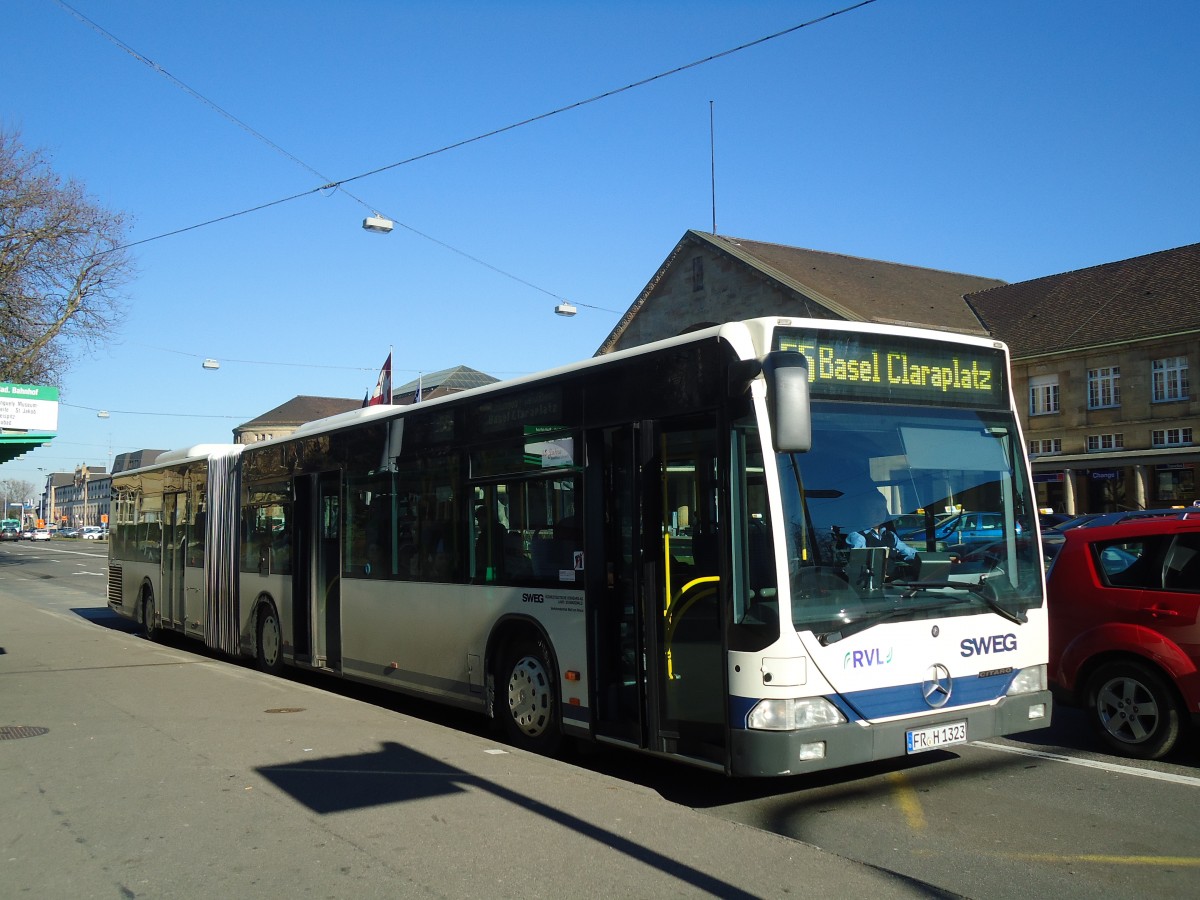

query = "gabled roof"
(597, 230), (1003, 353)
(965, 242), (1200, 358)
(393, 365), (497, 397)
(236, 395), (360, 430)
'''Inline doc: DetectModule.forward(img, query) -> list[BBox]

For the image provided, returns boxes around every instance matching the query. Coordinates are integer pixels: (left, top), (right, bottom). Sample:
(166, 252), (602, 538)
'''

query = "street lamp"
(362, 214), (394, 234)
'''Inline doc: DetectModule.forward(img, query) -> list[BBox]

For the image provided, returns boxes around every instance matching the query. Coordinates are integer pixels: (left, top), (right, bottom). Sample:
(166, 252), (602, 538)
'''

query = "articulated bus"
(107, 317), (1050, 776)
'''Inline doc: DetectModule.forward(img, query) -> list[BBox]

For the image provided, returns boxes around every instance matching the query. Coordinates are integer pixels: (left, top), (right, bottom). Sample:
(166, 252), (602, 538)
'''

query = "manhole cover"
(0, 725), (50, 740)
(264, 708), (305, 714)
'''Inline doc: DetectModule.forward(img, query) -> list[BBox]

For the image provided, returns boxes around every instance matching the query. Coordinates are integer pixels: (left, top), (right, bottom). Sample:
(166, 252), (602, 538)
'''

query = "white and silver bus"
(107, 317), (1050, 776)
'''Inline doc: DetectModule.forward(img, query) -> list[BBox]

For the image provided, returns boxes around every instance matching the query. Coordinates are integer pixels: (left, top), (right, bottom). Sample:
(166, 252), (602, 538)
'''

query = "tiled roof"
(597, 231), (1003, 353)
(393, 366), (497, 396)
(237, 395), (360, 430)
(966, 243), (1200, 357)
(708, 234), (1003, 334)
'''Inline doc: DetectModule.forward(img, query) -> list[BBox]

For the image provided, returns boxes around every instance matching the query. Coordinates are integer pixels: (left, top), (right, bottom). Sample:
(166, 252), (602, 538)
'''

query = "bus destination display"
(774, 328), (1007, 408)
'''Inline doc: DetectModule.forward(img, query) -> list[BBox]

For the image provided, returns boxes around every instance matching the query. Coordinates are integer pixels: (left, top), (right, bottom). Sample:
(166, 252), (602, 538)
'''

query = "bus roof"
(124, 317), (1010, 465)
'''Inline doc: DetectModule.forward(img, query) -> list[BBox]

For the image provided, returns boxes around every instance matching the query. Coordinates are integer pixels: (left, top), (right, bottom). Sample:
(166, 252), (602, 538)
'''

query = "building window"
(1087, 366), (1120, 409)
(1028, 375), (1060, 416)
(1152, 427), (1194, 448)
(1152, 356), (1190, 402)
(1086, 433), (1124, 452)
(692, 257), (704, 292)
(1156, 466), (1195, 504)
(1029, 438), (1063, 455)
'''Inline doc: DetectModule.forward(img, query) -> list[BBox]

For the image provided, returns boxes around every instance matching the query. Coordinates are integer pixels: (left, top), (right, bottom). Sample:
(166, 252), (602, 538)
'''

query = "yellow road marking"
(887, 771), (926, 829)
(1002, 853), (1200, 867)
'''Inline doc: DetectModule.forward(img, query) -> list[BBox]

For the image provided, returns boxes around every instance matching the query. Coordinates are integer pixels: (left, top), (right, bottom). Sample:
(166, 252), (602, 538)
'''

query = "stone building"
(234, 396), (363, 445)
(967, 243), (1199, 514)
(596, 229), (1003, 354)
(596, 229), (1197, 514)
(48, 464), (109, 530)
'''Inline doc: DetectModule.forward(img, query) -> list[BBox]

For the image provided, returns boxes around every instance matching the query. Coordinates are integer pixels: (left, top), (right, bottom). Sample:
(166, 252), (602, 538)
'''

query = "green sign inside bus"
(774, 328), (1008, 409)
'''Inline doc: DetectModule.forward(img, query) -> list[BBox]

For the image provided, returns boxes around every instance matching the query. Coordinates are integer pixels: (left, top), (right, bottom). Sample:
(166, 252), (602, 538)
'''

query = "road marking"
(886, 771), (927, 829)
(974, 740), (1200, 787)
(998, 852), (1200, 867)
(6, 544), (105, 559)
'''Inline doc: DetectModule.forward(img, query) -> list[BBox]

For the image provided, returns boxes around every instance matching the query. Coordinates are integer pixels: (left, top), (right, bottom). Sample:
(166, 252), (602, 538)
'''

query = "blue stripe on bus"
(729, 669), (1019, 728)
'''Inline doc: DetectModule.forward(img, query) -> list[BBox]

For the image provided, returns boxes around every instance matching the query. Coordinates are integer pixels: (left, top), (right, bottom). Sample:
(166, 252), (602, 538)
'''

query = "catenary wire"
(51, 0), (622, 313)
(56, 0), (879, 316)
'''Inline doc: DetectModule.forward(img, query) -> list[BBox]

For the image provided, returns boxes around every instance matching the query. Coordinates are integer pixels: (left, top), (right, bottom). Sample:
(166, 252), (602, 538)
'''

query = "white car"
(32, 529), (51, 541)
(81, 527), (106, 540)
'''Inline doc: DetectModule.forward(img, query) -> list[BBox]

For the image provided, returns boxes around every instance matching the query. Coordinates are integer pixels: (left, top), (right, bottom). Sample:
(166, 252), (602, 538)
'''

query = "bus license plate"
(905, 721), (967, 754)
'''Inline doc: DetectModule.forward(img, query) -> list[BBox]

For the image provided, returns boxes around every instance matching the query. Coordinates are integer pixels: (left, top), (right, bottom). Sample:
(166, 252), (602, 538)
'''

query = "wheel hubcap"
(507, 655), (551, 737)
(1097, 676), (1158, 744)
(261, 614), (280, 666)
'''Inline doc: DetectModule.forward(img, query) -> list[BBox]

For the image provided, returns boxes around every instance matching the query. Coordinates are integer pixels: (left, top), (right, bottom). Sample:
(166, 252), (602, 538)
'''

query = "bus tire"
(141, 590), (158, 641)
(1084, 659), (1182, 760)
(256, 602), (284, 676)
(498, 635), (561, 755)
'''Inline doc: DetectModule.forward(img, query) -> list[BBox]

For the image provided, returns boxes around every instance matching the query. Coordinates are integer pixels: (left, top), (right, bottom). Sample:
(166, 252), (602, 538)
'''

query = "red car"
(1047, 510), (1200, 759)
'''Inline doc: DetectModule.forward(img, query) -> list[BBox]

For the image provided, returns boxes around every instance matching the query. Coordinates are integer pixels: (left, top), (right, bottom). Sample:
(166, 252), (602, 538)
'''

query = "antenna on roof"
(709, 100), (717, 235)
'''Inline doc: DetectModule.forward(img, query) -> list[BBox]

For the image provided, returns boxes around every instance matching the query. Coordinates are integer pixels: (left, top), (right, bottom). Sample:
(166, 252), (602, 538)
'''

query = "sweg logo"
(521, 592), (545, 604)
(960, 633), (1017, 657)
(844, 647), (893, 668)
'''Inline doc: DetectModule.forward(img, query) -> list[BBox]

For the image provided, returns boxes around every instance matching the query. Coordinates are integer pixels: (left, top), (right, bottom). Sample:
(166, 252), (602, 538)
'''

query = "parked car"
(81, 526), (106, 540)
(1043, 513), (1106, 533)
(59, 528), (80, 538)
(1047, 510), (1200, 759)
(1039, 512), (1074, 530)
(1070, 508), (1191, 530)
(948, 534), (1056, 574)
(900, 510), (1021, 547)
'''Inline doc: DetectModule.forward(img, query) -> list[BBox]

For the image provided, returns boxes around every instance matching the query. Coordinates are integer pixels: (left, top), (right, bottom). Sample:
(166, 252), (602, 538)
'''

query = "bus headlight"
(746, 697), (846, 731)
(1006, 664), (1047, 695)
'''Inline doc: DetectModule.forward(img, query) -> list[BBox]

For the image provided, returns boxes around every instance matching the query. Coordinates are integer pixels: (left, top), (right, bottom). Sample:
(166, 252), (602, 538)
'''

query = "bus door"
(293, 471), (342, 671)
(649, 419), (726, 767)
(160, 492), (186, 631)
(590, 419), (727, 767)
(589, 425), (645, 746)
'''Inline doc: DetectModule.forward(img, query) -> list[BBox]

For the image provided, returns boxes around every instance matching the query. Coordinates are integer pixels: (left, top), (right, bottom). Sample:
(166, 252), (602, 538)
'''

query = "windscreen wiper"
(890, 578), (1027, 625)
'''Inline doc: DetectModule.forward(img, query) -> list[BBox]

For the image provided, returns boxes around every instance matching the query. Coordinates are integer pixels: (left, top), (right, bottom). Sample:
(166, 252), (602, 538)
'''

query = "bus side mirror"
(764, 351), (811, 453)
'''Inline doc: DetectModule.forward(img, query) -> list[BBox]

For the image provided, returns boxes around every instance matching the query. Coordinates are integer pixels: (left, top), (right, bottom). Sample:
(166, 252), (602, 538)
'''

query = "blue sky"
(3, 0), (1198, 491)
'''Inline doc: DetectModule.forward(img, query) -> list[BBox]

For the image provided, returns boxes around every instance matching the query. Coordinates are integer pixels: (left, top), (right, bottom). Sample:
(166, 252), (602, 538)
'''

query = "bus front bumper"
(729, 691), (1052, 778)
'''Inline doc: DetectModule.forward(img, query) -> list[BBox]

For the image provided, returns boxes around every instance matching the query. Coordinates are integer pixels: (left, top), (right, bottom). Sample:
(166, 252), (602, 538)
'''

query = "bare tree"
(1, 477), (37, 520)
(1, 128), (133, 387)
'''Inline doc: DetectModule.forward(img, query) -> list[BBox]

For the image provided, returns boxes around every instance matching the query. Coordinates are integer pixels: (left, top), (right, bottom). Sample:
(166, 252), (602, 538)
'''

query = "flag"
(367, 353), (392, 406)
(413, 373), (423, 404)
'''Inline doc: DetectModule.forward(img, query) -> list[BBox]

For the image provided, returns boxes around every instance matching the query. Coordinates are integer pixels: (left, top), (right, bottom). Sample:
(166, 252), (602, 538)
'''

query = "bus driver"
(844, 492), (921, 579)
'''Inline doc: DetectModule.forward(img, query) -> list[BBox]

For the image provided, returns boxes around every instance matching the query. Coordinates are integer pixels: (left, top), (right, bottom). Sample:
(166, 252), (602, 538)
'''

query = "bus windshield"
(778, 400), (1042, 639)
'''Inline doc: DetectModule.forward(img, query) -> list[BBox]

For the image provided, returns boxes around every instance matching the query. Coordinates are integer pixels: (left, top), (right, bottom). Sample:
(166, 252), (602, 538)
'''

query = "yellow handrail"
(664, 575), (720, 679)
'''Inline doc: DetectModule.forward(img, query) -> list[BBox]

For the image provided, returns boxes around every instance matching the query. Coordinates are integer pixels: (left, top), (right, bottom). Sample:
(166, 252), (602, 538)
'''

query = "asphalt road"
(4, 539), (1199, 899)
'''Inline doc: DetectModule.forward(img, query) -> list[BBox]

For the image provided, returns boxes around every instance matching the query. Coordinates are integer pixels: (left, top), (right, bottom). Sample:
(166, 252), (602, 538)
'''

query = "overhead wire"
(125, 340), (531, 376)
(60, 401), (250, 420)
(52, 0), (617, 312)
(54, 0), (880, 316)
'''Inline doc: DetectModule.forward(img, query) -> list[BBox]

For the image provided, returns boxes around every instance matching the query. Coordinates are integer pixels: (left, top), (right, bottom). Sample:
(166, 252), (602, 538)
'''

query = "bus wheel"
(256, 603), (284, 676)
(499, 637), (561, 755)
(141, 591), (158, 641)
(1085, 659), (1182, 760)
